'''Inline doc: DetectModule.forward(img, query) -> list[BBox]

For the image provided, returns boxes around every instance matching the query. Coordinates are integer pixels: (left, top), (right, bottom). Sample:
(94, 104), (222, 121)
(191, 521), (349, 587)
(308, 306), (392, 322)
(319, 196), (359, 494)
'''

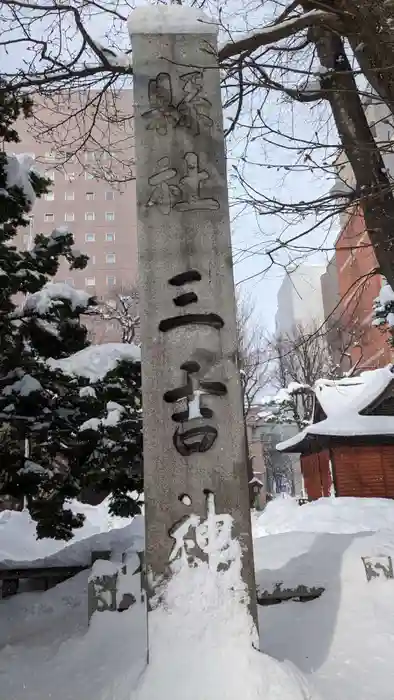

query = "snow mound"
(50, 342), (141, 381)
(131, 492), (319, 700)
(2, 494), (394, 700)
(131, 558), (318, 700)
(254, 527), (394, 700)
(0, 500), (143, 568)
(0, 565), (146, 700)
(253, 496), (394, 538)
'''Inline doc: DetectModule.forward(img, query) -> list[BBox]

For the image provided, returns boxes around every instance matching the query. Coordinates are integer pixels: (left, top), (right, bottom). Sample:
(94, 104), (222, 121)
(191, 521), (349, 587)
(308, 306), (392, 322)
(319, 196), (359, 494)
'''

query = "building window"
(106, 275), (116, 286)
(65, 191), (75, 201)
(105, 232), (115, 242)
(63, 151), (75, 163)
(105, 211), (115, 221)
(85, 212), (95, 221)
(46, 171), (55, 182)
(105, 191), (114, 201)
(91, 255), (96, 265)
(86, 192), (95, 201)
(106, 253), (116, 264)
(85, 172), (94, 180)
(65, 212), (75, 222)
(44, 191), (54, 201)
(85, 277), (96, 287)
(85, 233), (95, 242)
(84, 151), (96, 163)
(44, 213), (54, 223)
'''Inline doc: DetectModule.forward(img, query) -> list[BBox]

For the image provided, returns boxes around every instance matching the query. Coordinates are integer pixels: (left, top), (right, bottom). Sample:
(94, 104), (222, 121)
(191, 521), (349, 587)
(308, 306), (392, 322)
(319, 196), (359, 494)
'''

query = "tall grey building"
(275, 264), (327, 336)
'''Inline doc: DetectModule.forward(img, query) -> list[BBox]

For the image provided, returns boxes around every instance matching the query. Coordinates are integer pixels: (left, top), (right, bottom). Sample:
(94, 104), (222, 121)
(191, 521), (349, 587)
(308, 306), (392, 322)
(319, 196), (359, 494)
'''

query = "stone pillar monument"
(128, 6), (257, 626)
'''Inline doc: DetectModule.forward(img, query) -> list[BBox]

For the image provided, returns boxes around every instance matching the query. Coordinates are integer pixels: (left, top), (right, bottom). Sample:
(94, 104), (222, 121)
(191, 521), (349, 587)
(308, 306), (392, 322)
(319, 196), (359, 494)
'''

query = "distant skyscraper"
(275, 264), (326, 336)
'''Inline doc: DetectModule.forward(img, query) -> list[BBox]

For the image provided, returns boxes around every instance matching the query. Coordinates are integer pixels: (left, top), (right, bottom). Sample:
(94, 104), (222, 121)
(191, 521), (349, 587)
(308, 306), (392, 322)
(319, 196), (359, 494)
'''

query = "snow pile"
(252, 497), (394, 700)
(131, 493), (319, 700)
(253, 496), (394, 538)
(4, 153), (36, 205)
(19, 282), (92, 315)
(2, 372), (41, 396)
(50, 342), (141, 381)
(80, 400), (125, 432)
(287, 382), (311, 394)
(2, 496), (394, 700)
(0, 500), (143, 567)
(0, 566), (147, 700)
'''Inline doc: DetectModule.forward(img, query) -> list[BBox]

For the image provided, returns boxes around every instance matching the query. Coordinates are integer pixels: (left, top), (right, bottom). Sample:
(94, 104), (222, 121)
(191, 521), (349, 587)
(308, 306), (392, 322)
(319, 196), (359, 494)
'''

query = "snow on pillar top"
(128, 6), (217, 36)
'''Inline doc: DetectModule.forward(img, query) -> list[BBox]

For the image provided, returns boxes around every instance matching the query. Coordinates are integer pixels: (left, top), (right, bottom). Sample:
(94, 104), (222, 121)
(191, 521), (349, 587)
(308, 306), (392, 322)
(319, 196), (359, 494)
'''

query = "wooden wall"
(301, 445), (394, 500)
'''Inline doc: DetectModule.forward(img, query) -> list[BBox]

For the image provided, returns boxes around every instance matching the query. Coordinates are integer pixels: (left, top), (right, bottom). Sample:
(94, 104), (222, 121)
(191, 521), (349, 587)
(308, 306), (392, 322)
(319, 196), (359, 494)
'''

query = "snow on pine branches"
(0, 87), (142, 538)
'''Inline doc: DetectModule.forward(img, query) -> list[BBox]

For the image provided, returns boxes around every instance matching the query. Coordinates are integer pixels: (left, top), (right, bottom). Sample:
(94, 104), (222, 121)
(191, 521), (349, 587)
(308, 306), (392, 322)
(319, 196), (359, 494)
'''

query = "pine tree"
(65, 357), (143, 518)
(0, 83), (94, 538)
(373, 279), (394, 346)
(0, 83), (143, 539)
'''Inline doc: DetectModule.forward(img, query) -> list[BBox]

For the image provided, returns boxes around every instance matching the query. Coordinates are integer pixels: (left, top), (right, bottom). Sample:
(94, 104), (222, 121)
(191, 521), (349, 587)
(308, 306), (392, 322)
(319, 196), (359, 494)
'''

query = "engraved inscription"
(142, 71), (213, 136)
(142, 73), (178, 135)
(146, 154), (219, 214)
(169, 492), (234, 570)
(146, 157), (181, 215)
(159, 268), (224, 331)
(177, 72), (213, 134)
(174, 152), (219, 212)
(164, 359), (227, 456)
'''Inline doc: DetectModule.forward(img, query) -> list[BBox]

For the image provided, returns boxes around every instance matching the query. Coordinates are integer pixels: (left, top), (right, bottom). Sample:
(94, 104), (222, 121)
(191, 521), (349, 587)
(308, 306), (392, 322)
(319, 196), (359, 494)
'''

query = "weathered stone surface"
(129, 6), (257, 624)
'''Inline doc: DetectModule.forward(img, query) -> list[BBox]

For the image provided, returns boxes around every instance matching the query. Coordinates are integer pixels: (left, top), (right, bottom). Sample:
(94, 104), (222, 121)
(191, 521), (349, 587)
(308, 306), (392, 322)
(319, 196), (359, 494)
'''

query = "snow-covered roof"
(277, 364), (394, 452)
(315, 365), (394, 416)
(49, 342), (141, 381)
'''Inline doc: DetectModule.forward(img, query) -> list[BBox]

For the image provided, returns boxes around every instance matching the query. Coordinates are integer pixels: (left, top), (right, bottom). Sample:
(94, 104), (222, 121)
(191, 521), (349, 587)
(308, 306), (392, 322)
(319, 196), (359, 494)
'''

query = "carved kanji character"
(147, 157), (181, 215)
(174, 152), (219, 212)
(142, 72), (178, 135)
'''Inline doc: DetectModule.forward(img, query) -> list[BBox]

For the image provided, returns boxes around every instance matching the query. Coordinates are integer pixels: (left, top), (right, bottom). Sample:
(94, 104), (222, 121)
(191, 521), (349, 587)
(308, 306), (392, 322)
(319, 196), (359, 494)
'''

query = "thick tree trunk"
(310, 28), (394, 287)
(342, 0), (394, 114)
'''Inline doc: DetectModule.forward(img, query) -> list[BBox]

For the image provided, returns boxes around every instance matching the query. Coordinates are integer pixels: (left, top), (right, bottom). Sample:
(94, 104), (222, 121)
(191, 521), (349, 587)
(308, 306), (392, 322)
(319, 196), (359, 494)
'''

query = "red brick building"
(334, 206), (391, 370)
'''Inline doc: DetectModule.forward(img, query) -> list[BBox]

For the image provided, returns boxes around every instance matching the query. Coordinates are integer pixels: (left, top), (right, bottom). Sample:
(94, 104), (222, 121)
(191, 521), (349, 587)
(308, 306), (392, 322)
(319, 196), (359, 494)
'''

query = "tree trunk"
(310, 28), (394, 287)
(341, 0), (394, 114)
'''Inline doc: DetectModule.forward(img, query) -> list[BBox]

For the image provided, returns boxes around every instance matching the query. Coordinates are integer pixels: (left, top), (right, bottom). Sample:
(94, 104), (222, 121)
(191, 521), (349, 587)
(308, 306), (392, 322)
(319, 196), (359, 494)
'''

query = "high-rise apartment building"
(12, 90), (138, 339)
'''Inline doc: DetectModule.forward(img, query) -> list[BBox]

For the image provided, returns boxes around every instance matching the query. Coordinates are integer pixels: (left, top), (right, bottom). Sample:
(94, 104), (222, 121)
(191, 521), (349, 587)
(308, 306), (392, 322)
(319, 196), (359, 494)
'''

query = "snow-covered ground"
(1, 496), (394, 699)
(254, 497), (394, 700)
(0, 499), (144, 568)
